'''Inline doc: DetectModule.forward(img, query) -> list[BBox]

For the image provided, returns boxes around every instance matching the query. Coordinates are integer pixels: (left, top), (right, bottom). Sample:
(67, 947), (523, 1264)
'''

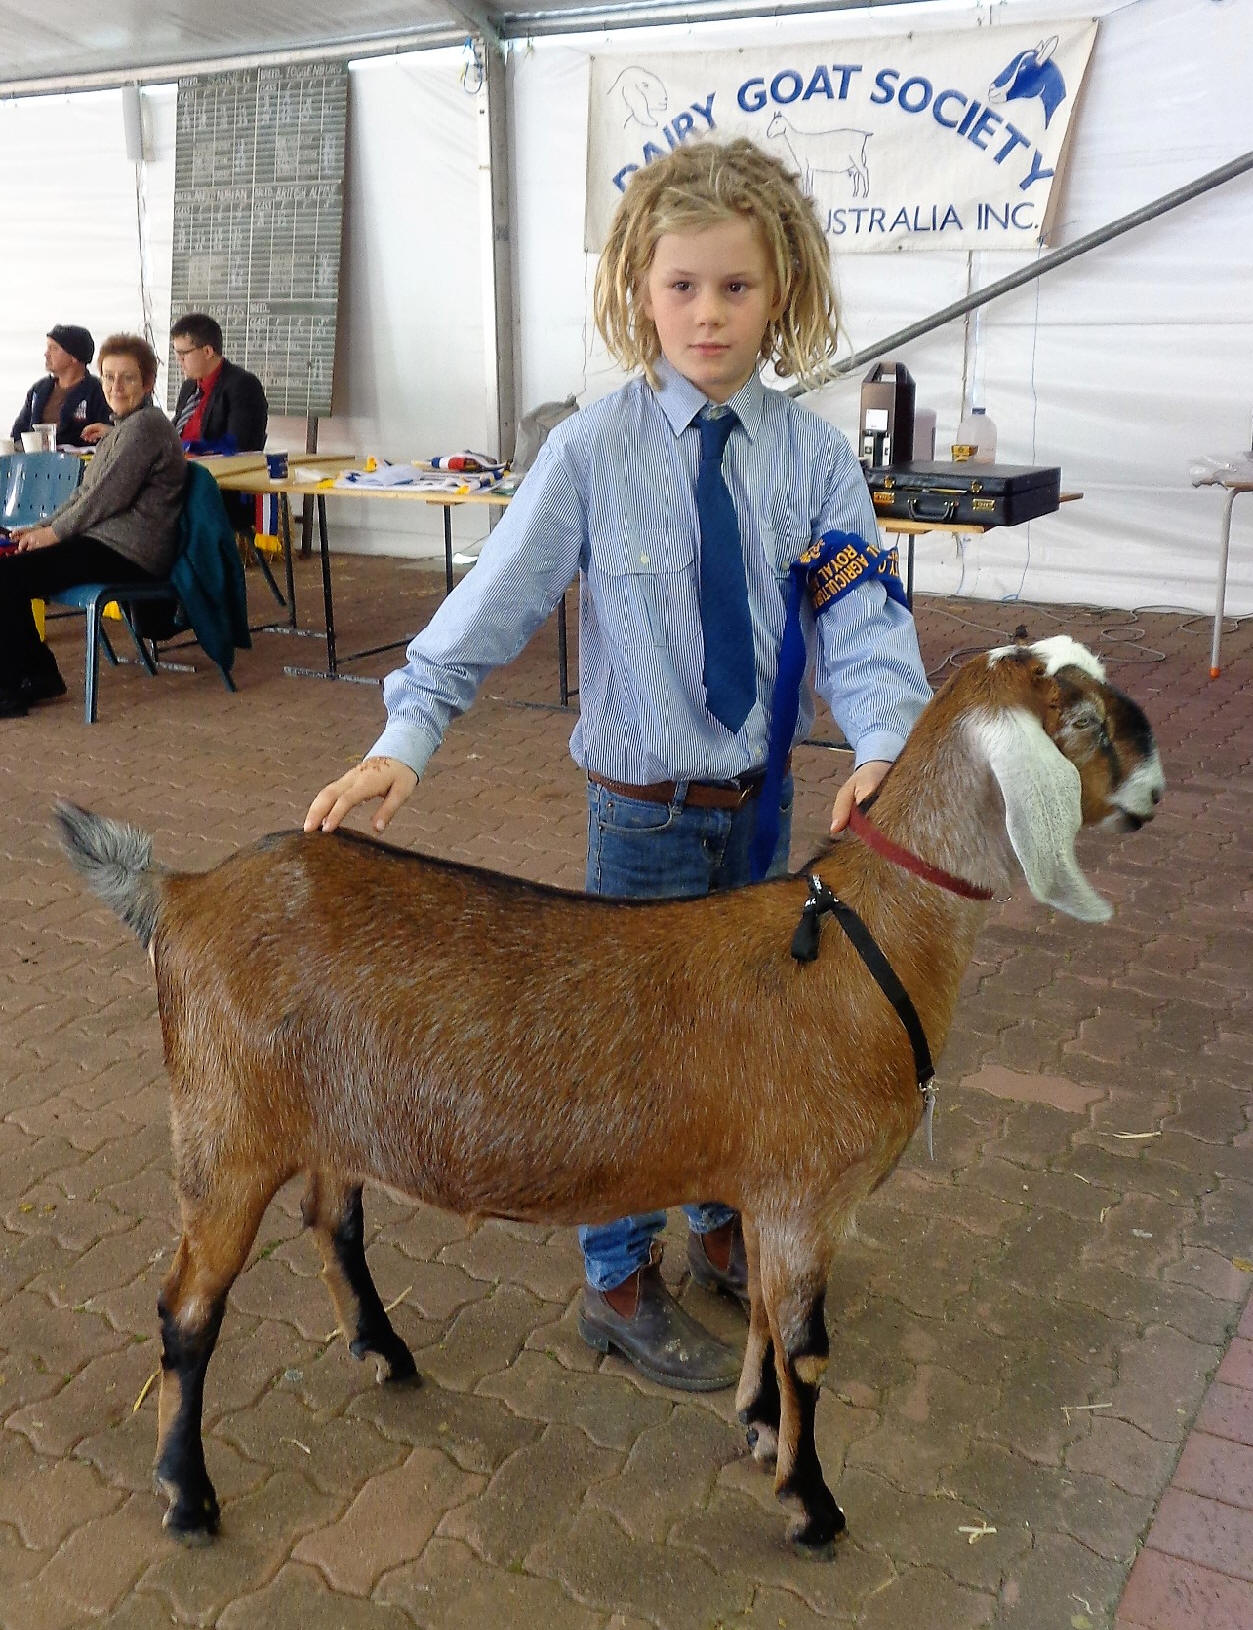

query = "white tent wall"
(0, 91), (150, 403)
(511, 0), (1253, 615)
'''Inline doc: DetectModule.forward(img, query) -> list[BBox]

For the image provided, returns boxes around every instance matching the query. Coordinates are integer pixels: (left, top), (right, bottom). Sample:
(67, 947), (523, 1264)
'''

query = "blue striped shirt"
(370, 359), (931, 782)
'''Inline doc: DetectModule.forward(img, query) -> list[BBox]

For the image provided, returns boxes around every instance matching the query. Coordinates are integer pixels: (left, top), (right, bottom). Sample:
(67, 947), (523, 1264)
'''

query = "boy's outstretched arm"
(304, 757), (418, 835)
(830, 759), (891, 835)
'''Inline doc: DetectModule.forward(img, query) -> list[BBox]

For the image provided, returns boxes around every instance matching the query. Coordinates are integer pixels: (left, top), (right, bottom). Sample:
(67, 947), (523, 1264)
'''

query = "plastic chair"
(0, 450), (84, 526)
(48, 466), (241, 723)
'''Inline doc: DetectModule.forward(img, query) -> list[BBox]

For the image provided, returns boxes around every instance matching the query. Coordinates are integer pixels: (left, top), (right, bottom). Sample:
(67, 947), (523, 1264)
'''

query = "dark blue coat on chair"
(170, 463), (251, 674)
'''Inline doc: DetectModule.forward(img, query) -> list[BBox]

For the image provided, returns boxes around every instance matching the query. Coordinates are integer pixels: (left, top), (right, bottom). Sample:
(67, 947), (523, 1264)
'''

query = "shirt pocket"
(762, 491), (817, 574)
(588, 473), (696, 647)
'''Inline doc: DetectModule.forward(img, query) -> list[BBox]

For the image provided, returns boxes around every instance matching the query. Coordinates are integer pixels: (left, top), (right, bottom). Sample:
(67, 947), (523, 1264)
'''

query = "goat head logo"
(987, 36), (1068, 129)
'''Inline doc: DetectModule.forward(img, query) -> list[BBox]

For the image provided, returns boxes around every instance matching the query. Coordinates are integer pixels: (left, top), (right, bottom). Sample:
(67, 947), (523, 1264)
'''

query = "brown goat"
(56, 635), (1163, 1553)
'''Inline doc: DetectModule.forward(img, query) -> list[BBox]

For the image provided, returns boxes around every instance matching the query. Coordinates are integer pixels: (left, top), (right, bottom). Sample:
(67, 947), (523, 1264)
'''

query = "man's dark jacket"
(174, 358), (269, 452)
(12, 374), (111, 446)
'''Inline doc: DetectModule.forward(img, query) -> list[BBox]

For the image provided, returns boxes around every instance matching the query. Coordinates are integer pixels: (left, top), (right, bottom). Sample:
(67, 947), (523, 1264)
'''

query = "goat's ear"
(971, 706), (1113, 922)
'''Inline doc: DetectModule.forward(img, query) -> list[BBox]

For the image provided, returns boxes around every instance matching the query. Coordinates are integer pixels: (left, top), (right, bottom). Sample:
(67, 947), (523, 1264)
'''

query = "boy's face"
(641, 216), (781, 404)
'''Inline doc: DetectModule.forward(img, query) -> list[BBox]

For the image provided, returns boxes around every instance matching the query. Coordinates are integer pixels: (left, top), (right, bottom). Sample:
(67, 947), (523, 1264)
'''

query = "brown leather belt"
(587, 756), (789, 812)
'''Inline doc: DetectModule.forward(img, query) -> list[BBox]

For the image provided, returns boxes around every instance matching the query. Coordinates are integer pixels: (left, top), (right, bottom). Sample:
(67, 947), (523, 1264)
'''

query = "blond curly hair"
(593, 138), (839, 389)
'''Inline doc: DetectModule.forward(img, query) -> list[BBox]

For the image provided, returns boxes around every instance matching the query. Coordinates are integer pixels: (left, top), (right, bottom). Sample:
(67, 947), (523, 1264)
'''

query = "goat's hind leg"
(303, 1175), (418, 1384)
(155, 1175), (277, 1541)
(759, 1235), (844, 1555)
(735, 1217), (780, 1467)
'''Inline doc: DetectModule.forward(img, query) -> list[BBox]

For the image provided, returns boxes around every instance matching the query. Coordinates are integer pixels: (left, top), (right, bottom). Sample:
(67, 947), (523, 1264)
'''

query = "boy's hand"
(304, 756), (418, 835)
(830, 759), (892, 835)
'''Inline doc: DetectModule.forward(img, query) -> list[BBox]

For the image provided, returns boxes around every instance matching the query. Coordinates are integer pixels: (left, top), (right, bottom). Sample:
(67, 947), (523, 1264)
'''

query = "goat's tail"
(54, 801), (165, 951)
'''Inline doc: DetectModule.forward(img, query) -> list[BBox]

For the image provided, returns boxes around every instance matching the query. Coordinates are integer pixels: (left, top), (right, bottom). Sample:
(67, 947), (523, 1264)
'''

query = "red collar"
(848, 805), (994, 900)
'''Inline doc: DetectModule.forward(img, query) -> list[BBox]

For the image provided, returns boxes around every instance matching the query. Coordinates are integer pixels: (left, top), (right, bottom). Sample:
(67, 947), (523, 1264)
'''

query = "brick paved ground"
(1, 552), (1249, 1629)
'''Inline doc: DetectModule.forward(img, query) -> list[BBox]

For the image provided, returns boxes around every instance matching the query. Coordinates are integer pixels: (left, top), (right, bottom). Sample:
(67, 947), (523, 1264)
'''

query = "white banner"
(586, 21), (1098, 254)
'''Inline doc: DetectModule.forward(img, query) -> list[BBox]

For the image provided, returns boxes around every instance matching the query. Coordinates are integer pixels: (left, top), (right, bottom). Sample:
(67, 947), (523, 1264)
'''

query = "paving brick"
(1196, 1382), (1253, 1447)
(997, 1528), (1128, 1629)
(292, 1445), (482, 1594)
(0, 1444), (120, 1549)
(1216, 1337), (1253, 1391)
(440, 1422), (620, 1567)
(216, 1385), (408, 1495)
(377, 1535), (604, 1630)
(6, 1341), (158, 1459)
(1118, 1548), (1253, 1630)
(1145, 1487), (1253, 1583)
(440, 1218), (584, 1304)
(1174, 1432), (1253, 1511)
(1066, 1416), (1182, 1497)
(413, 1283), (548, 1391)
(346, 1372), (542, 1476)
(476, 1346), (670, 1450)
(528, 1504), (752, 1626)
(28, 1493), (164, 1619)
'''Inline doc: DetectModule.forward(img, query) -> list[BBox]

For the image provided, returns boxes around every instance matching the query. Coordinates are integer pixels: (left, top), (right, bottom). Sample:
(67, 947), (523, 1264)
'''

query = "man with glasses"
(171, 314), (268, 454)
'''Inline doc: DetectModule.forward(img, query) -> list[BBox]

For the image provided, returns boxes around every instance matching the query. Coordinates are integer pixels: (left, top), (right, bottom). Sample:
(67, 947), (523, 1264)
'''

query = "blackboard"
(169, 62), (348, 418)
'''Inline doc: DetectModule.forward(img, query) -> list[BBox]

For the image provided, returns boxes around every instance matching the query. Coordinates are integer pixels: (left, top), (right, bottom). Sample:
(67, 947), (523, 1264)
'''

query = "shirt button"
(639, 553), (650, 566)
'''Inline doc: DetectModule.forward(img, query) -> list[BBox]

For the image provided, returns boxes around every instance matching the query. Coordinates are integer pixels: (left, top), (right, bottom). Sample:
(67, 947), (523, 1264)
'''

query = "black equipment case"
(867, 461), (1061, 527)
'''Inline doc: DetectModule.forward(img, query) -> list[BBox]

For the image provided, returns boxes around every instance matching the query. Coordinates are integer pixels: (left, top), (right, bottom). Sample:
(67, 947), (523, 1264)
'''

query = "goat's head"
(961, 636), (1164, 922)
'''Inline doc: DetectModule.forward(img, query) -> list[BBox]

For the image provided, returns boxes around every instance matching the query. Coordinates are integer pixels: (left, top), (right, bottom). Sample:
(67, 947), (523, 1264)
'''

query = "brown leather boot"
(687, 1216), (749, 1307)
(578, 1246), (741, 1391)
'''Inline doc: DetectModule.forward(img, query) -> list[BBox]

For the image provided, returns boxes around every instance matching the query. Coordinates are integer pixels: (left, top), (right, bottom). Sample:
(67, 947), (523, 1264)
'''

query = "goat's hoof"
(744, 1423), (779, 1467)
(787, 1501), (846, 1556)
(158, 1482), (220, 1544)
(350, 1336), (420, 1385)
(381, 1355), (421, 1387)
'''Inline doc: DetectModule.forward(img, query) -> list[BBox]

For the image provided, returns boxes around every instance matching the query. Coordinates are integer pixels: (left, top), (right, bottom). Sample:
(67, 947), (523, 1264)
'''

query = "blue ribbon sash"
(747, 530), (910, 882)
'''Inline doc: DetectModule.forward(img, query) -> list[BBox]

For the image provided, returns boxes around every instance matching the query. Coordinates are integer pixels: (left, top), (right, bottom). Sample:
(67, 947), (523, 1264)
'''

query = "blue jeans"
(578, 774), (794, 1291)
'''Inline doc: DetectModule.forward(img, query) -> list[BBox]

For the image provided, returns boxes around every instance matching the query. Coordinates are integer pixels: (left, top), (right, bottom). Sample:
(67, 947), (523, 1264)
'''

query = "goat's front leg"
(735, 1216), (780, 1466)
(758, 1232), (844, 1554)
(155, 1176), (275, 1541)
(302, 1175), (418, 1383)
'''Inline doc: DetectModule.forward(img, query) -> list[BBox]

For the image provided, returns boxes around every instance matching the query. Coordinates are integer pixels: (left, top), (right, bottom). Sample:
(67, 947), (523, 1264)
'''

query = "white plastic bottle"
(951, 406), (997, 463)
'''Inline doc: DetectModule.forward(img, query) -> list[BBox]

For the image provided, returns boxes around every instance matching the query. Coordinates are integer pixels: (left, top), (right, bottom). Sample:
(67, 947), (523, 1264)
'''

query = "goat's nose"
(1151, 785), (1163, 805)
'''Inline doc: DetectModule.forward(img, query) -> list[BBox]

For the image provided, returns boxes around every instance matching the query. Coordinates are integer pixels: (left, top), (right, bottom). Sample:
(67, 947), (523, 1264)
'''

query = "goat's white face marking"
(968, 706), (1113, 922)
(1104, 746), (1166, 827)
(988, 635), (1106, 684)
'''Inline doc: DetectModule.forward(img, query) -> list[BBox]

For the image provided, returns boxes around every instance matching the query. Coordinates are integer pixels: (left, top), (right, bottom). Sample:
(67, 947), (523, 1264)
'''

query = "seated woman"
(0, 333), (185, 719)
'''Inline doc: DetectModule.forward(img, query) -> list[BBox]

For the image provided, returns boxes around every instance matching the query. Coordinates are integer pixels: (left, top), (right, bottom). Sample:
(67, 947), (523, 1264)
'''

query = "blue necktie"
(696, 409), (755, 733)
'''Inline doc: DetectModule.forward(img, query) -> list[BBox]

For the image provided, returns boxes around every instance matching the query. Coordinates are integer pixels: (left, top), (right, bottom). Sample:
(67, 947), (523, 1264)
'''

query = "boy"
(305, 139), (931, 1390)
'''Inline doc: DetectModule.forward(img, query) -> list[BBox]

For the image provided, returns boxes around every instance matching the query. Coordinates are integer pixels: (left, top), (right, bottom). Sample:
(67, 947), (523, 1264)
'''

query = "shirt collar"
(651, 357), (766, 443)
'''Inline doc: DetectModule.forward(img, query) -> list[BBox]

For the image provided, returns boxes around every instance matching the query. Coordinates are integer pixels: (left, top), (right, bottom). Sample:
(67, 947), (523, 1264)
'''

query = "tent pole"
(796, 150), (1253, 393)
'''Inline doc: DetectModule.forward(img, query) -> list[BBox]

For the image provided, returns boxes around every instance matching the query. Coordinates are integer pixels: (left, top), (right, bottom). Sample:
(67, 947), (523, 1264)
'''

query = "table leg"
(444, 506), (454, 596)
(557, 595), (569, 707)
(316, 495), (337, 676)
(281, 494), (298, 628)
(1210, 486), (1237, 679)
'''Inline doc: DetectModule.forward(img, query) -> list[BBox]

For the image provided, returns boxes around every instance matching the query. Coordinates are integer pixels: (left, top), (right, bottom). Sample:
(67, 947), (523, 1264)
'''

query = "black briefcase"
(866, 461), (1062, 527)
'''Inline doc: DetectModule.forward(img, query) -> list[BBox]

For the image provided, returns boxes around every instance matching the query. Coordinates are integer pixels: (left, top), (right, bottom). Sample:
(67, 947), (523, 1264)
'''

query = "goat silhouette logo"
(987, 36), (1067, 129)
(609, 66), (669, 131)
(766, 111), (872, 200)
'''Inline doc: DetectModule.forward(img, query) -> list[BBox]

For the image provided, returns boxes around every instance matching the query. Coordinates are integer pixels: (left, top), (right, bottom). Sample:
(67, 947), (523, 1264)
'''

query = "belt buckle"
(727, 772), (759, 810)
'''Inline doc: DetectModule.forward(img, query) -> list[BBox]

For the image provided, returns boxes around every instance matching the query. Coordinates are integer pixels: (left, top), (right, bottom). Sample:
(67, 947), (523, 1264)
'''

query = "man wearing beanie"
(11, 326), (111, 448)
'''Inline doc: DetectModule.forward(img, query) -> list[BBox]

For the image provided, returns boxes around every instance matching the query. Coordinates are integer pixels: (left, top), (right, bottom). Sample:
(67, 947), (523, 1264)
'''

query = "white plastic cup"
(22, 425), (57, 453)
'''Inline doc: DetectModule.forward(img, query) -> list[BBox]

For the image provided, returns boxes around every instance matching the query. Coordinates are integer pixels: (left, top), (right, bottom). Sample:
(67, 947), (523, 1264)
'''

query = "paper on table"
(1188, 452), (1253, 487)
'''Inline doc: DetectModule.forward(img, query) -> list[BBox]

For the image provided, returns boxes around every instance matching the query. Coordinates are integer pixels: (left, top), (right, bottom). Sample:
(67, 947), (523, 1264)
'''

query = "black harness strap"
(791, 874), (936, 1094)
